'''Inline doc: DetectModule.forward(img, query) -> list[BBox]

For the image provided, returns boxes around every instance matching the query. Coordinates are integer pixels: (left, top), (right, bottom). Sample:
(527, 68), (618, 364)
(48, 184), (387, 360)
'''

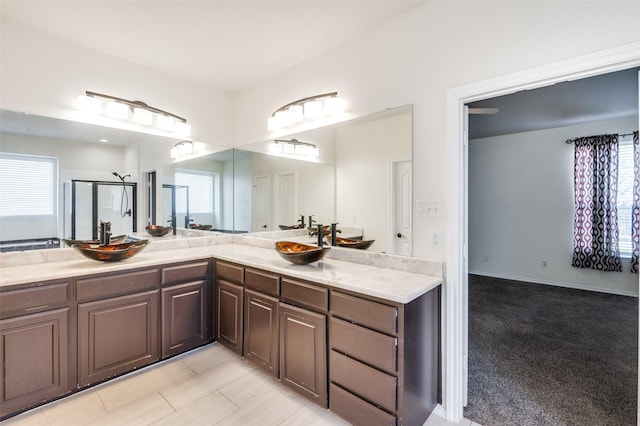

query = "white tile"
(97, 360), (195, 412)
(150, 391), (238, 425)
(215, 387), (303, 426)
(218, 368), (279, 408)
(161, 358), (255, 410)
(85, 393), (174, 426)
(2, 391), (107, 426)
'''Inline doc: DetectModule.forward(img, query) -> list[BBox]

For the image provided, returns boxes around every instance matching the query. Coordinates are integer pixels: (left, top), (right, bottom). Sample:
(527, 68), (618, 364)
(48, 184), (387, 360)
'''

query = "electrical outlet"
(483, 255), (489, 262)
(542, 260), (549, 268)
(430, 230), (442, 249)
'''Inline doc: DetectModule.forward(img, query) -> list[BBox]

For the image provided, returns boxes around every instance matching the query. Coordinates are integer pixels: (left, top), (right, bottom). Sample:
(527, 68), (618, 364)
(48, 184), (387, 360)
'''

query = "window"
(175, 170), (215, 213)
(617, 136), (634, 257)
(0, 153), (58, 216)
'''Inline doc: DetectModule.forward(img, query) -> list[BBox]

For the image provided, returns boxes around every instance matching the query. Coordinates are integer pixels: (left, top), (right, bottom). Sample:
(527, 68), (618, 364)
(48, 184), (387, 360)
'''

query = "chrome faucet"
(99, 221), (111, 246)
(330, 223), (339, 246)
(316, 224), (324, 246)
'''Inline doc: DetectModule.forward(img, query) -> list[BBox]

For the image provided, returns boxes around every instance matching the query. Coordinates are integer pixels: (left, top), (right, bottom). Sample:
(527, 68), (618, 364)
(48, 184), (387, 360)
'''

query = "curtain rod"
(564, 132), (637, 144)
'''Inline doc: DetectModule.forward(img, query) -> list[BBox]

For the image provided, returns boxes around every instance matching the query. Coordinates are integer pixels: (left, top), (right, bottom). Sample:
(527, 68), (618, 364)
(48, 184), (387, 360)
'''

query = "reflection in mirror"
(233, 149), (335, 234)
(237, 105), (412, 255)
(161, 149), (235, 234)
(0, 110), (155, 251)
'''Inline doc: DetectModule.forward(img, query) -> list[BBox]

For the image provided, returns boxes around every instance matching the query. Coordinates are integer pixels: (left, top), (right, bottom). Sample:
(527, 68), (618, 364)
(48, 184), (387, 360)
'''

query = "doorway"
(463, 68), (639, 424)
(393, 160), (412, 255)
(444, 42), (640, 423)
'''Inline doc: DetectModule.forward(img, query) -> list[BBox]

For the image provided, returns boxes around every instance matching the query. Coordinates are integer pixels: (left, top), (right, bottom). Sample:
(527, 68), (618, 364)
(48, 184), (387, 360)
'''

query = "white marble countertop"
(0, 234), (442, 304)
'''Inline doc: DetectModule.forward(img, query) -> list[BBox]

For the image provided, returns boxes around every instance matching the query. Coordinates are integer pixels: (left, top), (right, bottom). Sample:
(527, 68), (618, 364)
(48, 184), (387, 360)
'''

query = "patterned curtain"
(632, 131), (639, 274)
(571, 134), (622, 271)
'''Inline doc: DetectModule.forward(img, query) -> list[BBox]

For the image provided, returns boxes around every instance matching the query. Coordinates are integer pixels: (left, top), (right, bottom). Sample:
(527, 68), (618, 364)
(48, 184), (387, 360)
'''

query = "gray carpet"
(464, 275), (638, 426)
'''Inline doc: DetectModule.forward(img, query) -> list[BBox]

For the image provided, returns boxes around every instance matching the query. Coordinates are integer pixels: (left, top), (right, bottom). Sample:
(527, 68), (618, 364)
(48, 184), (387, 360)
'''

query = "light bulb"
(303, 100), (323, 118)
(156, 114), (174, 131)
(77, 95), (102, 114)
(324, 96), (345, 115)
(133, 107), (153, 125)
(288, 105), (304, 122)
(105, 101), (129, 119)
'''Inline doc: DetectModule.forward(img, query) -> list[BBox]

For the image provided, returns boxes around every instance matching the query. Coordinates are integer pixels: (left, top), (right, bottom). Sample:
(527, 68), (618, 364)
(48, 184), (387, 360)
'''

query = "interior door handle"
(397, 233), (403, 238)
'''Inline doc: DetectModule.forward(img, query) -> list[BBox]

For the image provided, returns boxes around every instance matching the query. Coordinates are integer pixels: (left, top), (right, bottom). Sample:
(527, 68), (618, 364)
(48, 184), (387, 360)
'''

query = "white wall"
(336, 112), (411, 252)
(0, 20), (234, 148)
(469, 117), (639, 296)
(233, 1), (640, 259)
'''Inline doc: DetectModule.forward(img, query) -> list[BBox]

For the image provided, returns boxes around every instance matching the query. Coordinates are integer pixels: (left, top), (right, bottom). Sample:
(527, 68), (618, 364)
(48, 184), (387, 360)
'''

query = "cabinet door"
(216, 280), (243, 354)
(0, 308), (71, 417)
(244, 289), (279, 376)
(279, 303), (327, 407)
(78, 290), (159, 387)
(162, 280), (206, 358)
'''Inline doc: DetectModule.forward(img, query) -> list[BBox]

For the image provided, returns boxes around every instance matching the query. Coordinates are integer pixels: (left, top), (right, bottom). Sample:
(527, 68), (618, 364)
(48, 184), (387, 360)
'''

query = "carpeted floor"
(464, 275), (638, 426)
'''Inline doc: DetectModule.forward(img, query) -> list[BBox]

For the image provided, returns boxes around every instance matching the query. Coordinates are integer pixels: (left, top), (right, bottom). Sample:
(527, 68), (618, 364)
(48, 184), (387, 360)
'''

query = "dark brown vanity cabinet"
(215, 261), (244, 354)
(279, 277), (328, 407)
(161, 261), (212, 358)
(76, 268), (160, 388)
(329, 288), (441, 426)
(0, 281), (73, 418)
(243, 268), (280, 376)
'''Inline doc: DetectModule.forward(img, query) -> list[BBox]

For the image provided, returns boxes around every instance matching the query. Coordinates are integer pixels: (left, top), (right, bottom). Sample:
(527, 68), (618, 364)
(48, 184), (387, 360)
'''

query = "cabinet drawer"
(77, 269), (159, 301)
(0, 282), (70, 317)
(215, 261), (244, 284)
(162, 261), (209, 285)
(330, 383), (396, 426)
(330, 317), (397, 374)
(330, 350), (397, 412)
(281, 278), (328, 312)
(331, 291), (397, 335)
(245, 268), (280, 297)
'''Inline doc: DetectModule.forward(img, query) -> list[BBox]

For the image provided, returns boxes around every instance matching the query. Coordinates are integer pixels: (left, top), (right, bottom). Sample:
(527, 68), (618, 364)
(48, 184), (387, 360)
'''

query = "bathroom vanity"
(0, 236), (441, 425)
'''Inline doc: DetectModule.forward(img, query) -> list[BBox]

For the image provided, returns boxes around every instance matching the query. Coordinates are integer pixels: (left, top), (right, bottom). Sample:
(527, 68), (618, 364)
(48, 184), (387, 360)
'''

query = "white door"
(253, 175), (270, 231)
(275, 172), (297, 227)
(394, 161), (412, 255)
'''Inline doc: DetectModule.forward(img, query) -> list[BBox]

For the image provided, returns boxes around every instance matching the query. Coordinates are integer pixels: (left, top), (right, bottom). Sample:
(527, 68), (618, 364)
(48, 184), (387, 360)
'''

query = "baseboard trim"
(468, 269), (639, 298)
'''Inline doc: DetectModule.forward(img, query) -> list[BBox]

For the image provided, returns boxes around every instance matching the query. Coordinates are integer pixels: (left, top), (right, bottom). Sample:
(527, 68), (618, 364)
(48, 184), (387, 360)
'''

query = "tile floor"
(2, 343), (480, 426)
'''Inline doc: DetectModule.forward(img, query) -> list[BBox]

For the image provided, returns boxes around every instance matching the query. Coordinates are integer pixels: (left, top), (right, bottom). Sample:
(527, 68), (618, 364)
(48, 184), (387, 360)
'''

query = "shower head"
(112, 172), (130, 182)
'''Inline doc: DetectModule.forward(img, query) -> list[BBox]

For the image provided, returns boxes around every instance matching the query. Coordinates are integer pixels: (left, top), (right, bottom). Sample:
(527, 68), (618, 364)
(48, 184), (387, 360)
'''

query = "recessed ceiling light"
(99, 138), (109, 143)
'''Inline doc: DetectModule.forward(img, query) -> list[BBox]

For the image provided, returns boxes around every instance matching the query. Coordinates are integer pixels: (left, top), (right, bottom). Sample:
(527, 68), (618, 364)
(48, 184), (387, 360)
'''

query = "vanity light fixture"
(77, 91), (191, 137)
(170, 140), (194, 159)
(271, 139), (319, 157)
(267, 92), (345, 132)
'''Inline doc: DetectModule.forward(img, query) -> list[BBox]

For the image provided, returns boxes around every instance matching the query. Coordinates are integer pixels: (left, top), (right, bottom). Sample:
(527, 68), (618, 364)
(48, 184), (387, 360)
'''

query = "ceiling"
(0, 1), (637, 141)
(468, 67), (639, 139)
(0, 0), (427, 92)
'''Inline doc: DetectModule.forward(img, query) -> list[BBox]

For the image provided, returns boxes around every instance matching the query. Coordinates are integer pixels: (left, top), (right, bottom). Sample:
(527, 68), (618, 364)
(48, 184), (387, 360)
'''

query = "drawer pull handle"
(25, 305), (50, 311)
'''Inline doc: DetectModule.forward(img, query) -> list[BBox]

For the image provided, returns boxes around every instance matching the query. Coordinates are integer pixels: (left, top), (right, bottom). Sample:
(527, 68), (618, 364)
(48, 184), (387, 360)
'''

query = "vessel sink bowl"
(189, 224), (212, 231)
(145, 225), (172, 237)
(279, 224), (302, 230)
(328, 236), (375, 250)
(71, 239), (150, 262)
(62, 234), (128, 247)
(274, 241), (330, 265)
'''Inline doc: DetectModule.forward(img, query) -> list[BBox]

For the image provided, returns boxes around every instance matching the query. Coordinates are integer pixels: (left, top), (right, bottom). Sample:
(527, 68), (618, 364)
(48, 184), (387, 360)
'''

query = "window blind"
(0, 153), (57, 216)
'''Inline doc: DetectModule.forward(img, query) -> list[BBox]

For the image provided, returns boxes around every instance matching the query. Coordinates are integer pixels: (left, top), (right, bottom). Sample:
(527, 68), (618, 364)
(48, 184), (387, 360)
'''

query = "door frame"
(444, 41), (640, 423)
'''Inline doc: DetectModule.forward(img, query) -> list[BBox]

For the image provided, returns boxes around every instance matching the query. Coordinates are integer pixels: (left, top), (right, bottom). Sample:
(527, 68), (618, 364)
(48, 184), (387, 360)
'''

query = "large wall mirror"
(236, 104), (413, 255)
(0, 104), (412, 255)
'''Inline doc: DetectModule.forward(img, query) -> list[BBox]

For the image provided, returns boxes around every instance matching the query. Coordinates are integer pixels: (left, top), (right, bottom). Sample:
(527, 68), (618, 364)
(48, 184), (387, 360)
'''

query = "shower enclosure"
(63, 180), (137, 240)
